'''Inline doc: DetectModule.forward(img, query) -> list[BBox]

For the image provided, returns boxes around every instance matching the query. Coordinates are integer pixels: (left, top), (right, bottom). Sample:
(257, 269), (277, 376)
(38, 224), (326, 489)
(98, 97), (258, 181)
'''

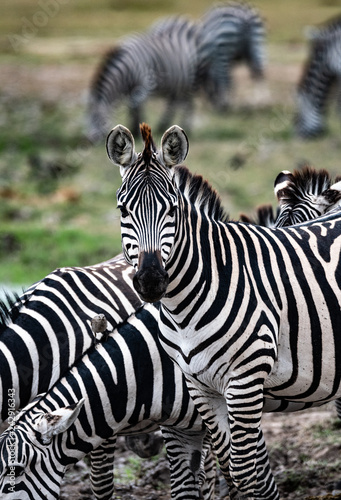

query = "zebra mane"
(140, 122), (156, 163)
(275, 165), (332, 204)
(0, 292), (24, 335)
(240, 204), (278, 228)
(174, 165), (229, 222)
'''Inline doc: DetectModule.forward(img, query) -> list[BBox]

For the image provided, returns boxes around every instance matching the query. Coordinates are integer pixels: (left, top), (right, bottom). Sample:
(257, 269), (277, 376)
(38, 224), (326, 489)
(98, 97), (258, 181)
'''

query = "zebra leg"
(206, 60), (232, 111)
(186, 385), (279, 500)
(125, 432), (164, 458)
(335, 398), (341, 419)
(226, 381), (279, 500)
(160, 426), (207, 499)
(199, 431), (217, 500)
(90, 436), (117, 500)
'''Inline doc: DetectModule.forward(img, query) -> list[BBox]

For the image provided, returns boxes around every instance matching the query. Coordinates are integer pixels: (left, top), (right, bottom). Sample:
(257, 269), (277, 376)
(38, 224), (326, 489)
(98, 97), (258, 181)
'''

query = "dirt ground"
(59, 404), (341, 500)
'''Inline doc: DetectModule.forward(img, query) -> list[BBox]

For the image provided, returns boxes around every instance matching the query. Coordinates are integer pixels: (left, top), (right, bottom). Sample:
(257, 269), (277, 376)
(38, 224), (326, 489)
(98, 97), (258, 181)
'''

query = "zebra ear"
(322, 180), (341, 206)
(274, 170), (294, 204)
(159, 125), (189, 168)
(106, 125), (138, 173)
(33, 398), (85, 445)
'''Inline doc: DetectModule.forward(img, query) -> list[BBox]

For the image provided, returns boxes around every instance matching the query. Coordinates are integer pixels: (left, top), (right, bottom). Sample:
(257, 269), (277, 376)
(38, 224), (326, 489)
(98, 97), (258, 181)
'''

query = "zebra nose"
(133, 251), (169, 302)
(133, 266), (169, 303)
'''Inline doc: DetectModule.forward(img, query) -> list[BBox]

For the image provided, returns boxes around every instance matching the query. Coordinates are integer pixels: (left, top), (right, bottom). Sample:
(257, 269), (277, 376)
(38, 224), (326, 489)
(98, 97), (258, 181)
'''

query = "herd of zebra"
(1, 120), (341, 499)
(86, 2), (341, 142)
(2, 2), (341, 500)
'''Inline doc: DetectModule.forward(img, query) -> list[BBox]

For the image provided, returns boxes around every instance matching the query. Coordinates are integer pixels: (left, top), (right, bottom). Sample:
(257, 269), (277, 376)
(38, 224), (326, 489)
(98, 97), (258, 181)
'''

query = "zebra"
(240, 165), (341, 228)
(87, 17), (200, 142)
(108, 122), (341, 499)
(0, 303), (220, 500)
(295, 15), (341, 138)
(0, 253), (142, 425)
(0, 255), (220, 499)
(197, 2), (266, 110)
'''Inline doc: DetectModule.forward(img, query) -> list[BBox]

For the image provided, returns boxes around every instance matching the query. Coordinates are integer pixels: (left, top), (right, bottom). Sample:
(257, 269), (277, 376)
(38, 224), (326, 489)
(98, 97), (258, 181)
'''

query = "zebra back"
(0, 304), (212, 500)
(0, 254), (142, 423)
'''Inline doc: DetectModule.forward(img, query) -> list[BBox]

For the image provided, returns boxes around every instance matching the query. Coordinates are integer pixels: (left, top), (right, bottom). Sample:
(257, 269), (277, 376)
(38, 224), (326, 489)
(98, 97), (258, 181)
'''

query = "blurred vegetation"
(0, 0), (341, 285)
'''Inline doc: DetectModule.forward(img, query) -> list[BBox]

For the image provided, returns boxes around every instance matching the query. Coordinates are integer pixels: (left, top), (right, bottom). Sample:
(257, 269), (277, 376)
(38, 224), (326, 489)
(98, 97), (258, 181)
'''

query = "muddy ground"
(60, 404), (341, 500)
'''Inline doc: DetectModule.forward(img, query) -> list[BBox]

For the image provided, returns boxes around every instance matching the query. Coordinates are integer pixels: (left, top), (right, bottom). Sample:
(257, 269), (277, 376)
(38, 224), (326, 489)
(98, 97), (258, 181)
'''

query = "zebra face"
(0, 400), (84, 499)
(107, 123), (188, 302)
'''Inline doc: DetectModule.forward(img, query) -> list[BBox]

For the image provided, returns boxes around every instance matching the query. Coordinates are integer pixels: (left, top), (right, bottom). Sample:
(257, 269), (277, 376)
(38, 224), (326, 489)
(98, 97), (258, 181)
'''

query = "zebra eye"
(118, 205), (129, 218)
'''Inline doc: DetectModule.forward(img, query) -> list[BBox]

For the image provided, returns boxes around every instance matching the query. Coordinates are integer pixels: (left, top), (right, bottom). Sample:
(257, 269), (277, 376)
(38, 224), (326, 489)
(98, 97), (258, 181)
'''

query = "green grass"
(0, 224), (122, 285)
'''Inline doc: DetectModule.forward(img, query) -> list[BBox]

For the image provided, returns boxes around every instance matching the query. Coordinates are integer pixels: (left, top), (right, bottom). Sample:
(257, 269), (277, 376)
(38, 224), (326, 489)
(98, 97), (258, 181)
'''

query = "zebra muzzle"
(133, 251), (169, 302)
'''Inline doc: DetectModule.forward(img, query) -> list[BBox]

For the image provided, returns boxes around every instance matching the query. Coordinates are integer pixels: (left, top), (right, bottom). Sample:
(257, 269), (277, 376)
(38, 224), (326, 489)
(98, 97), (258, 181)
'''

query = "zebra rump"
(295, 15), (341, 138)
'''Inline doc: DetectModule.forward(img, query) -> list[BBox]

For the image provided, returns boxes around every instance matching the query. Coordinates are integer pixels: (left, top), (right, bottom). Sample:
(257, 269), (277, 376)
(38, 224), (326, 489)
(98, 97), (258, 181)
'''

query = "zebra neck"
(163, 212), (229, 327)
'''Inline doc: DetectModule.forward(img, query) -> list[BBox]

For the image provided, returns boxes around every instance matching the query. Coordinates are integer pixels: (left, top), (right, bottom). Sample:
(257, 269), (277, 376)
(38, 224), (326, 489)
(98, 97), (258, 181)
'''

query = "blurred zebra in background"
(87, 16), (200, 142)
(295, 15), (341, 138)
(198, 2), (266, 110)
(87, 2), (266, 142)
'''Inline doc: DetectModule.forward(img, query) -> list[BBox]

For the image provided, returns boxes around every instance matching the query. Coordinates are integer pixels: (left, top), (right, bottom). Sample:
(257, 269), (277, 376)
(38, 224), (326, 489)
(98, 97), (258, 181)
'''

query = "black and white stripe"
(109, 123), (341, 499)
(241, 165), (341, 228)
(295, 15), (341, 137)
(0, 304), (217, 500)
(87, 17), (200, 142)
(0, 254), (141, 424)
(197, 2), (266, 110)
(0, 255), (219, 499)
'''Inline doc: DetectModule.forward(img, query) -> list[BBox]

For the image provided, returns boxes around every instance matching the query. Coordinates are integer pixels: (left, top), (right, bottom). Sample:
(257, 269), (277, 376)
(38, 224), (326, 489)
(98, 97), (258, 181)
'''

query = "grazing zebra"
(0, 255), (219, 499)
(295, 15), (341, 137)
(108, 122), (341, 499)
(87, 17), (200, 142)
(0, 303), (219, 500)
(198, 2), (266, 110)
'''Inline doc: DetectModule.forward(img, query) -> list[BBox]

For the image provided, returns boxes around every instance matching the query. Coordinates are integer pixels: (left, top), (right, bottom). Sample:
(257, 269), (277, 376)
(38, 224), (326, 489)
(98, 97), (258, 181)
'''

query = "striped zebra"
(241, 165), (341, 228)
(0, 255), (219, 499)
(0, 254), (141, 424)
(108, 122), (341, 499)
(0, 303), (218, 500)
(87, 17), (200, 142)
(295, 15), (341, 138)
(198, 2), (266, 110)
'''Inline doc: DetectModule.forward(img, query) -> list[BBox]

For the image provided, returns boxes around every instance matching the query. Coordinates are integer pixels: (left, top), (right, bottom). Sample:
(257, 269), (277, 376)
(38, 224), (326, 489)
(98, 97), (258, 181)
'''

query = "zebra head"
(274, 166), (341, 227)
(0, 399), (84, 499)
(107, 123), (188, 302)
